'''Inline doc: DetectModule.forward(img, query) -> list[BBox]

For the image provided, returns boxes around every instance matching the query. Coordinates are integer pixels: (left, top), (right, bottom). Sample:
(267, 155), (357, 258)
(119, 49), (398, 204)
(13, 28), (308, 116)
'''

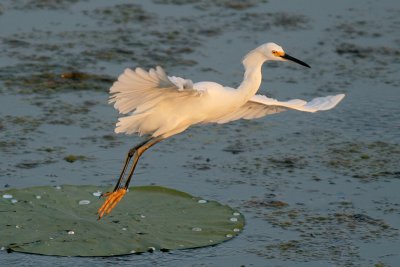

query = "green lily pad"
(0, 185), (244, 256)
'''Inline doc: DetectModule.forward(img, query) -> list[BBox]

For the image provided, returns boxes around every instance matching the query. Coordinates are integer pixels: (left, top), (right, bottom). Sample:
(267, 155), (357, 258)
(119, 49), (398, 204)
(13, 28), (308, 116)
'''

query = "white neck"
(237, 49), (266, 101)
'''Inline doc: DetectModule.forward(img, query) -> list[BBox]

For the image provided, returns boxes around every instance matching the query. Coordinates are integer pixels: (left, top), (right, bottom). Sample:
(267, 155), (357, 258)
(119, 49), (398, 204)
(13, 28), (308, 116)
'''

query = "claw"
(97, 188), (127, 220)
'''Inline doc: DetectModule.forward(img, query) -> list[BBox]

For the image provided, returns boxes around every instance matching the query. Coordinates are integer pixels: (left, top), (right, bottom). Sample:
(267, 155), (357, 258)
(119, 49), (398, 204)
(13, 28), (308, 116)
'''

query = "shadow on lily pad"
(0, 185), (244, 256)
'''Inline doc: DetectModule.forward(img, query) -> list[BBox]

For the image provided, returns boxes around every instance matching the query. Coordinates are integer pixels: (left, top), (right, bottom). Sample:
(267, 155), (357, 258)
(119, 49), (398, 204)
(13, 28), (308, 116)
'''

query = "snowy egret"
(97, 42), (345, 219)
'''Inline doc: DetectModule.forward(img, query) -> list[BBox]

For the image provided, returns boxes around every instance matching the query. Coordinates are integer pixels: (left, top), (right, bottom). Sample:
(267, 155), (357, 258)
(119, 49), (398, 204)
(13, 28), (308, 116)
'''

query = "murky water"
(1, 0), (399, 266)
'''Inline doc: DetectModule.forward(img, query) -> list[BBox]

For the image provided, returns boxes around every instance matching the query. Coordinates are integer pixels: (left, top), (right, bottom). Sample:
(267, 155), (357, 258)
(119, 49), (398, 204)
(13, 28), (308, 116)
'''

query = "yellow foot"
(97, 188), (127, 220)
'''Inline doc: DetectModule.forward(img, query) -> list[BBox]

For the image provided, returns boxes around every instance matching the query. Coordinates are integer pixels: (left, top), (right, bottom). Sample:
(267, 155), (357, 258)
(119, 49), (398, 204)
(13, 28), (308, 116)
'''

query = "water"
(0, 0), (399, 266)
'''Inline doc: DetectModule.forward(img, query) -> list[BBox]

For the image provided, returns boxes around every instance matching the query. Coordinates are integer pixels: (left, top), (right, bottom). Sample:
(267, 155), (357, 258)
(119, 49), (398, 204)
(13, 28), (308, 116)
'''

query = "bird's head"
(259, 42), (311, 68)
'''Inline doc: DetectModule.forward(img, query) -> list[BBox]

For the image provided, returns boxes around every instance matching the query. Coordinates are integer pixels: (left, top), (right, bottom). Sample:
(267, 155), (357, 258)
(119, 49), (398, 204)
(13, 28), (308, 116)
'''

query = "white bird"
(97, 42), (345, 219)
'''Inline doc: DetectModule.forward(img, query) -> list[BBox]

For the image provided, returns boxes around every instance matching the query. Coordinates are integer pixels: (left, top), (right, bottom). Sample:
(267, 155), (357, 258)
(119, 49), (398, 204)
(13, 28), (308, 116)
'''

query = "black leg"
(112, 138), (151, 192)
(123, 137), (163, 190)
(97, 136), (164, 219)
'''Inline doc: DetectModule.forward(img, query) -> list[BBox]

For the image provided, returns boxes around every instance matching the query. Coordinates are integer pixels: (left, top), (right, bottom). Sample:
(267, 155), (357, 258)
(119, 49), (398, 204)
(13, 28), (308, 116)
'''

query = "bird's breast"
(189, 84), (246, 123)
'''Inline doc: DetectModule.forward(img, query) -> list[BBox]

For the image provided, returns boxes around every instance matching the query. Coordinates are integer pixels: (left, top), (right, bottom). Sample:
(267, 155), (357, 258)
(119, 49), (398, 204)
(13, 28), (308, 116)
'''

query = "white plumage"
(98, 42), (345, 219)
(109, 43), (344, 138)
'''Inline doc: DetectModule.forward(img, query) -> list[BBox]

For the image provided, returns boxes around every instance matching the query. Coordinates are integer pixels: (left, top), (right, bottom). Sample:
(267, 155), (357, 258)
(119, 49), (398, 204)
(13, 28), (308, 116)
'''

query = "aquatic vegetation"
(0, 185), (244, 256)
(63, 155), (88, 163)
(0, 0), (399, 265)
(325, 141), (400, 181)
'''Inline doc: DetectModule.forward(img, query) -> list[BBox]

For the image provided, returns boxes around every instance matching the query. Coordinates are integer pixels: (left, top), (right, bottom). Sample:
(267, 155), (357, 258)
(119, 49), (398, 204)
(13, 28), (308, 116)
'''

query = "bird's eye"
(272, 50), (279, 56)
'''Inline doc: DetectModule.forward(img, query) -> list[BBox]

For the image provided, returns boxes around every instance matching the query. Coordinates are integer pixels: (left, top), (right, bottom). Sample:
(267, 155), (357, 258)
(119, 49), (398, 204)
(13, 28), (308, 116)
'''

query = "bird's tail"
(114, 113), (149, 135)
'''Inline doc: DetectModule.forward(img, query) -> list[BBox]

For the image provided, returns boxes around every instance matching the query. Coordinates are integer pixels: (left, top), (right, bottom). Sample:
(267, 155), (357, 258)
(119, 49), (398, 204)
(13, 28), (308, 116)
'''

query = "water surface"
(0, 0), (399, 266)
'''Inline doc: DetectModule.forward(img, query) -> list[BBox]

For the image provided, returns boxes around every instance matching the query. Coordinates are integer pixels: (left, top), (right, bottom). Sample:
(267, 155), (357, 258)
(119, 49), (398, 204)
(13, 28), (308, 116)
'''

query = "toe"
(97, 189), (127, 220)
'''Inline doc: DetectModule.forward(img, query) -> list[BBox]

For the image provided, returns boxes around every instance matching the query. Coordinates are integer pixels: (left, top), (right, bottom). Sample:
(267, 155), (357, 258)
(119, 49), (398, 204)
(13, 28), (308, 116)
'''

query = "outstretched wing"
(109, 66), (199, 114)
(213, 93), (345, 124)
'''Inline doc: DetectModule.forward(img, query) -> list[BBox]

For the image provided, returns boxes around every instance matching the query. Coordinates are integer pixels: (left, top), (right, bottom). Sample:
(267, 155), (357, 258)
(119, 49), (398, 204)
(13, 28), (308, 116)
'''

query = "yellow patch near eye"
(272, 50), (285, 57)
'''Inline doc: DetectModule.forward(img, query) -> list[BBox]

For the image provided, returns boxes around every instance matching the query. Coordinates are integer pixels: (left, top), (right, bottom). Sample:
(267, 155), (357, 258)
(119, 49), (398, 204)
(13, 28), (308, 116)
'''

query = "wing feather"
(251, 94), (345, 112)
(212, 93), (345, 124)
(109, 66), (199, 114)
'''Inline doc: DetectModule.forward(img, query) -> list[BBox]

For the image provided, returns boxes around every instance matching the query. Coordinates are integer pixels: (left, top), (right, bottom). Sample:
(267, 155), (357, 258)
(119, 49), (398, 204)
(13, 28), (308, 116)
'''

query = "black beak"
(281, 53), (311, 68)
